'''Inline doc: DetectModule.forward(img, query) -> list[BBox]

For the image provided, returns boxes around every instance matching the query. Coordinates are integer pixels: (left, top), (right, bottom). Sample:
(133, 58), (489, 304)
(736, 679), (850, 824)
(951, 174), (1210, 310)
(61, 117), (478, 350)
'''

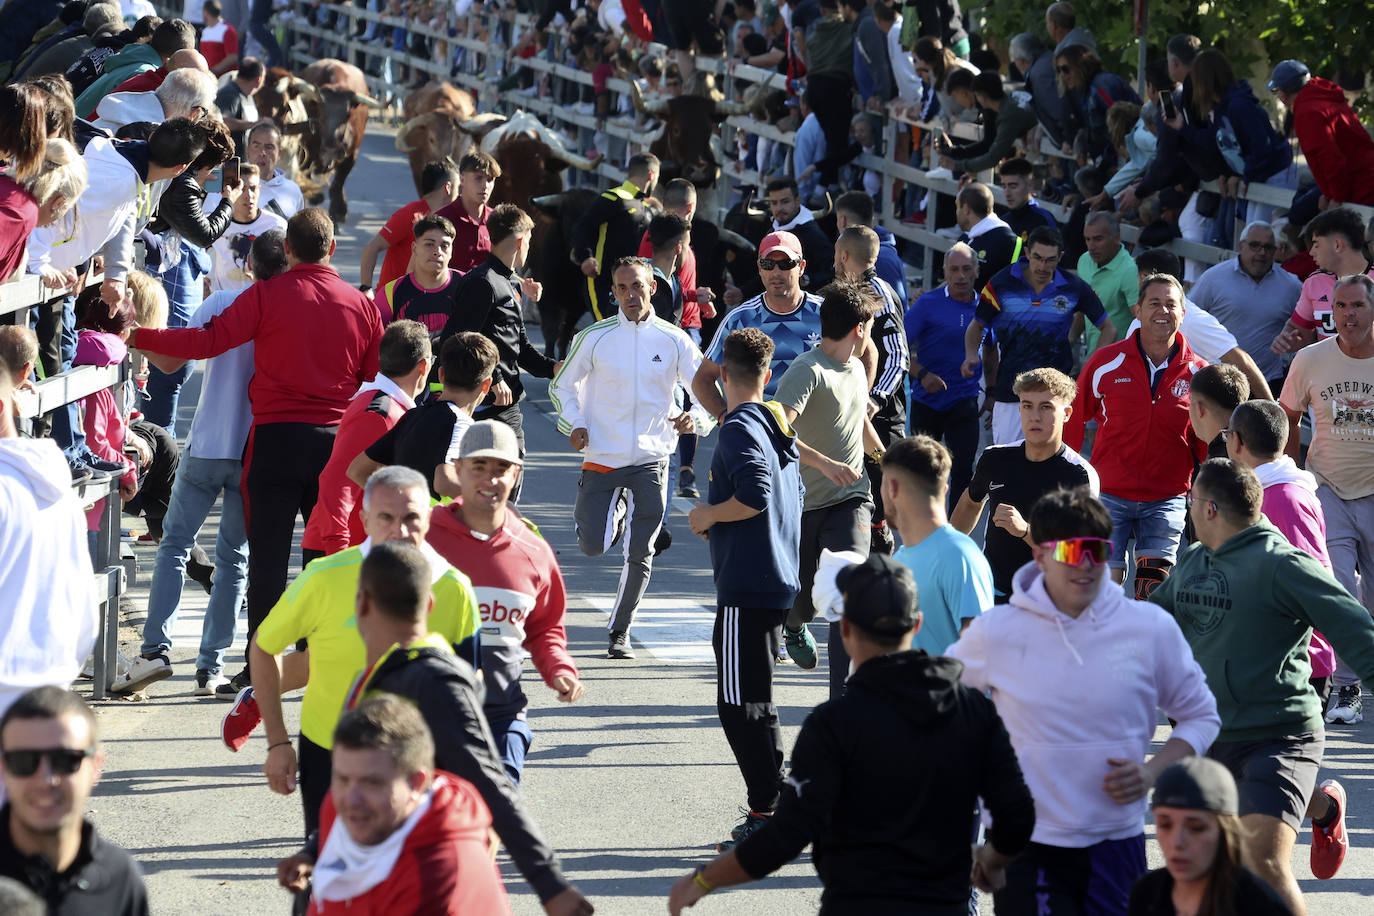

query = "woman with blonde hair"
(1128, 758), (1292, 915)
(0, 138), (87, 285)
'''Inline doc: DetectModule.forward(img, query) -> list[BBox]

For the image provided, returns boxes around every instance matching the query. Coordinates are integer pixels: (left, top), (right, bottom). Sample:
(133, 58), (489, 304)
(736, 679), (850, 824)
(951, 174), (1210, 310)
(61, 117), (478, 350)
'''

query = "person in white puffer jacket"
(948, 485), (1220, 916)
(550, 255), (702, 661)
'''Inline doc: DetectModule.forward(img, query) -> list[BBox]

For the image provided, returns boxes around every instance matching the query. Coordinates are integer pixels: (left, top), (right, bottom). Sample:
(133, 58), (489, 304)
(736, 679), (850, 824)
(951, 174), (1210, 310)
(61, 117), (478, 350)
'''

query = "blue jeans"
(141, 456), (249, 673)
(142, 362), (195, 438)
(250, 0), (282, 66)
(1099, 493), (1187, 571)
(485, 714), (533, 785)
(46, 294), (86, 459)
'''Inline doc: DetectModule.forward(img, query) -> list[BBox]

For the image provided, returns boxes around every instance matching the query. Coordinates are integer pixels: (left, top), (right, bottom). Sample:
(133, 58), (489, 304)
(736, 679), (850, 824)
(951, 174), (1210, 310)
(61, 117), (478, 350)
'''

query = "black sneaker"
(609, 490), (629, 548)
(607, 630), (635, 659)
(654, 527), (672, 556)
(186, 548), (214, 594)
(870, 523), (895, 556)
(215, 668), (252, 700)
(718, 810), (771, 851)
(677, 468), (700, 499)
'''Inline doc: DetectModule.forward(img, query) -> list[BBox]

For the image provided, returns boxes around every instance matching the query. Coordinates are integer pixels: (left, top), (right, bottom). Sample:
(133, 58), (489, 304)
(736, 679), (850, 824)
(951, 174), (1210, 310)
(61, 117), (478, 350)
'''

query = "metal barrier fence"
(0, 276), (129, 700)
(271, 3), (1374, 293)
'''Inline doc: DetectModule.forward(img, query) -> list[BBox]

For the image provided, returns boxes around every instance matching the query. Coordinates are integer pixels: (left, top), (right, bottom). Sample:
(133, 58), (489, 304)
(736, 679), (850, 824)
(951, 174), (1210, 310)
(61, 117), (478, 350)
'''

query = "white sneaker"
(109, 654), (172, 695)
(80, 656), (95, 680)
(194, 670), (229, 696)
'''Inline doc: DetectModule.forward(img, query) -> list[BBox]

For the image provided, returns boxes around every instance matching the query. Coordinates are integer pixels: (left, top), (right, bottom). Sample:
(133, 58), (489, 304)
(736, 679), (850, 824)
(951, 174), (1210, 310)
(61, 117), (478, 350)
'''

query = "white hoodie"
(949, 561), (1220, 848)
(0, 438), (99, 719)
(549, 310), (702, 468)
(92, 91), (166, 133)
(1253, 454), (1318, 492)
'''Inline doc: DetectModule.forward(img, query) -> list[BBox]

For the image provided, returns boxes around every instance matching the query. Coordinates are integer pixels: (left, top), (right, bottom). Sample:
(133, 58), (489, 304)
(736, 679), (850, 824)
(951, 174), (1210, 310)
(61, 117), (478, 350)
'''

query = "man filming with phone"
(207, 161), (287, 294)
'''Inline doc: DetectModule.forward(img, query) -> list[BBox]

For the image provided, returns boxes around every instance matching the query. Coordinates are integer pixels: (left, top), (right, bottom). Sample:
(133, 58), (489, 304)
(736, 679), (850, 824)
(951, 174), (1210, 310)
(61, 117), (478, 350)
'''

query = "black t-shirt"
(365, 398), (470, 499)
(384, 270), (462, 335)
(1127, 866), (1292, 916)
(967, 441), (1098, 598)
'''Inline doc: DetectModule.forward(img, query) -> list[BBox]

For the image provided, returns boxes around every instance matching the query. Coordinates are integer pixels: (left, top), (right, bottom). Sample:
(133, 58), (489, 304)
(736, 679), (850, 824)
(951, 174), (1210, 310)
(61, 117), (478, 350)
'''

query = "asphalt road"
(77, 125), (1374, 916)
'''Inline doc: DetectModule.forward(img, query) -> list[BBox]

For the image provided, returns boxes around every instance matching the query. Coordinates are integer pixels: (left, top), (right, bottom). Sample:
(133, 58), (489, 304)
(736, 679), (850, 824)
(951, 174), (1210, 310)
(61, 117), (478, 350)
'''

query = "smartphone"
(222, 157), (241, 188)
(1161, 90), (1176, 121)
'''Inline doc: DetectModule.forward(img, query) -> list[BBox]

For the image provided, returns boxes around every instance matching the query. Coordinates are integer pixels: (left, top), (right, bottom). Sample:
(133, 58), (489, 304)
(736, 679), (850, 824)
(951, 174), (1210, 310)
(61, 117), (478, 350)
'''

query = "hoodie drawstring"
(1053, 613), (1086, 666)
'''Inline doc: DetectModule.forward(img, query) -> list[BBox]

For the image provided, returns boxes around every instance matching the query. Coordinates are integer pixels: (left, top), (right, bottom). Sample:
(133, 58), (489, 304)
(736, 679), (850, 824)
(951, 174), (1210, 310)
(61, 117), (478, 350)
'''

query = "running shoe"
(654, 527), (672, 556)
(195, 670), (229, 697)
(717, 811), (771, 851)
(1311, 779), (1348, 879)
(222, 687), (262, 752)
(784, 625), (818, 669)
(1325, 685), (1363, 724)
(607, 630), (635, 660)
(215, 668), (251, 700)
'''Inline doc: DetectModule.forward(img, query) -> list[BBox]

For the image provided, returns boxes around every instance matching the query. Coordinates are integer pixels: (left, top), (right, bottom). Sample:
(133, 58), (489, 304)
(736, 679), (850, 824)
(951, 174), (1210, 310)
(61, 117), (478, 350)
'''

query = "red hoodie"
(1293, 77), (1374, 206)
(1066, 331), (1209, 503)
(133, 262), (382, 426)
(311, 772), (511, 915)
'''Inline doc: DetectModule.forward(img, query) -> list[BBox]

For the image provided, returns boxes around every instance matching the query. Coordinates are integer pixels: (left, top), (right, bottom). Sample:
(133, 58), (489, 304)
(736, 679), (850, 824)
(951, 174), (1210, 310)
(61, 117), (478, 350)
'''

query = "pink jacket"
(1256, 457), (1336, 677)
(76, 330), (135, 531)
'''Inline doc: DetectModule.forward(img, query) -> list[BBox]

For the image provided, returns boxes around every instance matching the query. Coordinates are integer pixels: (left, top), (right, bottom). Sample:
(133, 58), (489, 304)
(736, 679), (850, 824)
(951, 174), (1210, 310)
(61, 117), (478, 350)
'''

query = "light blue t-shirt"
(893, 525), (995, 655)
(183, 290), (255, 461)
(704, 293), (823, 398)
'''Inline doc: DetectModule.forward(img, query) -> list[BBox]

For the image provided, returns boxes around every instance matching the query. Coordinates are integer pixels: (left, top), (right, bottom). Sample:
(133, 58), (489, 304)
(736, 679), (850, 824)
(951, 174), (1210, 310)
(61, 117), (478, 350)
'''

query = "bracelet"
(268, 740), (293, 752)
(915, 367), (929, 381)
(692, 866), (715, 894)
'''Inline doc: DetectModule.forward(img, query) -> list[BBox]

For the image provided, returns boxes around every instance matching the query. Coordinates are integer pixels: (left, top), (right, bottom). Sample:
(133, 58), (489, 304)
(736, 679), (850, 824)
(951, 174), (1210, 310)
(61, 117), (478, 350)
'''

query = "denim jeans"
(142, 362), (195, 438)
(141, 456), (249, 673)
(1099, 492), (1187, 571)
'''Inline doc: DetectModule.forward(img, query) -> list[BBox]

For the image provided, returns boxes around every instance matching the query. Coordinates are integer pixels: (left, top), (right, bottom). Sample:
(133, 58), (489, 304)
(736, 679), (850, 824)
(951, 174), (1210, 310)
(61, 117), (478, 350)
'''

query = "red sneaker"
(1311, 779), (1348, 879)
(221, 687), (262, 752)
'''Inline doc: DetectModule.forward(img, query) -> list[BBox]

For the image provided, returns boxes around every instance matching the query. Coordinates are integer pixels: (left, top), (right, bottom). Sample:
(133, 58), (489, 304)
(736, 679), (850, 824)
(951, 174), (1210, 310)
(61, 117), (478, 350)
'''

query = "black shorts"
(659, 0), (725, 54)
(1207, 730), (1323, 830)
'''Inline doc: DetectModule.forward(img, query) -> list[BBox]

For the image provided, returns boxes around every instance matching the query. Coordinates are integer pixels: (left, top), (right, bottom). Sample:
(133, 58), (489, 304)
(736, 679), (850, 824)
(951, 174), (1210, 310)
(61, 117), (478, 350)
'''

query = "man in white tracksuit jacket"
(551, 256), (703, 660)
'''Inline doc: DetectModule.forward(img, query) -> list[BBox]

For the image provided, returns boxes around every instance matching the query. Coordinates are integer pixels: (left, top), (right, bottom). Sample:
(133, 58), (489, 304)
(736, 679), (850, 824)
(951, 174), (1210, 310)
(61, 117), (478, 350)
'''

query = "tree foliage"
(983, 0), (1372, 94)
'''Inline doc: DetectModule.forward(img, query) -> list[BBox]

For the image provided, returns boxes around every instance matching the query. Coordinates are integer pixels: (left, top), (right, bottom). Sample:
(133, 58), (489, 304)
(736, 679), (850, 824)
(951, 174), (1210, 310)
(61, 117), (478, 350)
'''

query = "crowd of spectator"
(2, 0), (1374, 913)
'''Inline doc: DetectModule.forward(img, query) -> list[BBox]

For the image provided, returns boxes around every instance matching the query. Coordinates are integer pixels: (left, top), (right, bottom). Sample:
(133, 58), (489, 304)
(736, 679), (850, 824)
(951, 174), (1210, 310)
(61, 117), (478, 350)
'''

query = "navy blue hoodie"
(1183, 79), (1291, 182)
(707, 400), (803, 608)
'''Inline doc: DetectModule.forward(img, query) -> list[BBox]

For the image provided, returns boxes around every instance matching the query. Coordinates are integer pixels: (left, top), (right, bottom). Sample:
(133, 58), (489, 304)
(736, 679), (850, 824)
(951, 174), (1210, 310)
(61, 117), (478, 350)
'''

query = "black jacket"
(962, 223), (1018, 292)
(734, 651), (1035, 910)
(0, 807), (149, 916)
(363, 643), (571, 904)
(151, 173), (234, 248)
(441, 254), (556, 412)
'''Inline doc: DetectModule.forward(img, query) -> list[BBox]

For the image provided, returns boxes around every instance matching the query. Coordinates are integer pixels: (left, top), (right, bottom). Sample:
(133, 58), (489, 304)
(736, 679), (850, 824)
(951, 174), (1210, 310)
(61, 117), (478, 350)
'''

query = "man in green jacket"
(74, 18), (194, 118)
(1151, 458), (1374, 912)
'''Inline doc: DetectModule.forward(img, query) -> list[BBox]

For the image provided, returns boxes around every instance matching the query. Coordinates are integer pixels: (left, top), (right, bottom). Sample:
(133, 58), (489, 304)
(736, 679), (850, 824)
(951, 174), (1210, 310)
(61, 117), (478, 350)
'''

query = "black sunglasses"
(2, 747), (92, 777)
(758, 257), (800, 271)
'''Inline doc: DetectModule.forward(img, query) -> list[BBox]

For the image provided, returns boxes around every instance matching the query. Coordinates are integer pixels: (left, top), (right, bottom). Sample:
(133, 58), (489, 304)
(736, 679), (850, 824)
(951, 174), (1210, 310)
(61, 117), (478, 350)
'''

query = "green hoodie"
(75, 42), (161, 118)
(1151, 520), (1374, 742)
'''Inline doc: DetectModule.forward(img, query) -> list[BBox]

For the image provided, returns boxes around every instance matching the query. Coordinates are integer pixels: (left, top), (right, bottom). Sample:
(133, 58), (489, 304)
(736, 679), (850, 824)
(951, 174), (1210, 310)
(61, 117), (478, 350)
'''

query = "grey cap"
(1267, 60), (1310, 94)
(459, 419), (523, 465)
(1151, 757), (1238, 815)
(84, 1), (124, 34)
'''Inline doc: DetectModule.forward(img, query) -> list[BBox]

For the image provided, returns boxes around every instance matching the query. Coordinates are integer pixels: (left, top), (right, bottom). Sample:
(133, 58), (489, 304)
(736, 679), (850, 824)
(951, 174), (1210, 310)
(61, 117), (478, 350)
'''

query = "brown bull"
(628, 79), (746, 190)
(394, 82), (479, 193)
(294, 58), (384, 224)
(220, 66), (311, 179)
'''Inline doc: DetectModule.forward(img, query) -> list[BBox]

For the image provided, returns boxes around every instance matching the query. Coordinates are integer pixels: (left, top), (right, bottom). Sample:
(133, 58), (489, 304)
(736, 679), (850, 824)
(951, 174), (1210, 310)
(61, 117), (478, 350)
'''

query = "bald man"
(110, 48), (210, 95)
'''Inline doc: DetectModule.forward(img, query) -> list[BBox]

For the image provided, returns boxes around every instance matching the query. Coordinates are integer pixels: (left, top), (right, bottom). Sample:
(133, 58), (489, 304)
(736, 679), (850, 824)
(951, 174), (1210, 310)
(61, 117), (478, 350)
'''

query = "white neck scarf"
(312, 788), (434, 904)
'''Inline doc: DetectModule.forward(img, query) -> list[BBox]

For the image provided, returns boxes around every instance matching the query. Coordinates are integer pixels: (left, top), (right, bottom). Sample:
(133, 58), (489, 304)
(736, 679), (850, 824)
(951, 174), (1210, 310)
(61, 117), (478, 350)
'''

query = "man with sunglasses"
(1189, 221), (1300, 394)
(1152, 458), (1374, 910)
(949, 487), (1219, 916)
(693, 231), (824, 423)
(961, 226), (1114, 445)
(0, 687), (148, 914)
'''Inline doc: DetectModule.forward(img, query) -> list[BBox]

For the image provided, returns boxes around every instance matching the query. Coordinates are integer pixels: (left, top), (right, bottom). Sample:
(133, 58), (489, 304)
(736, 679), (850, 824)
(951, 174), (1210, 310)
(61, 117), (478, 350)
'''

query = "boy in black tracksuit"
(687, 328), (804, 851)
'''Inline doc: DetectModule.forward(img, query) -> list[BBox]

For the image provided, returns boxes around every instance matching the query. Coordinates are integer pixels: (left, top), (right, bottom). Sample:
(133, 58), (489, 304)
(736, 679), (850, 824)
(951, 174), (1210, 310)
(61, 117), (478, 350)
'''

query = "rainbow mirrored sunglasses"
(1039, 537), (1112, 566)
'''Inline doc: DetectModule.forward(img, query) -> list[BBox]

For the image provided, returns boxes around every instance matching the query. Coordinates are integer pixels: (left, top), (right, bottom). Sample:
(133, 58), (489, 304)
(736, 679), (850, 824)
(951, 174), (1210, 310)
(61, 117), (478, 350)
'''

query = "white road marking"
(572, 596), (716, 664)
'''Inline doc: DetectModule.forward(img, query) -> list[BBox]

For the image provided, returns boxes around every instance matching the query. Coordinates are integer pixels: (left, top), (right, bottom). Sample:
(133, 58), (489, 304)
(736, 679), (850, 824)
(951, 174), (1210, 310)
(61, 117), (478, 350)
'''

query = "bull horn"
(714, 100), (750, 117)
(293, 79), (321, 103)
(458, 113), (508, 136)
(627, 79), (668, 118)
(745, 201), (770, 220)
(719, 227), (755, 251)
(353, 92), (385, 108)
(393, 115), (430, 153)
(550, 147), (601, 171)
(811, 192), (833, 220)
(531, 193), (566, 214)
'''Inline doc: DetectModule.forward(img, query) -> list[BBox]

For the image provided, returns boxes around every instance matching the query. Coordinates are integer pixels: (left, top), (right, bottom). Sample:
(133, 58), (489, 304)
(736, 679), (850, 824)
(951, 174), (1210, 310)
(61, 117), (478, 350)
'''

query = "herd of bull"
(233, 58), (833, 354)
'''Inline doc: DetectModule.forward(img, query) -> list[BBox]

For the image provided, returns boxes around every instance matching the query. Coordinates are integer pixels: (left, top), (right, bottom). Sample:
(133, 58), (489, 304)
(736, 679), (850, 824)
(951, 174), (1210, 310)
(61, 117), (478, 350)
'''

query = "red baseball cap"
(759, 231), (803, 261)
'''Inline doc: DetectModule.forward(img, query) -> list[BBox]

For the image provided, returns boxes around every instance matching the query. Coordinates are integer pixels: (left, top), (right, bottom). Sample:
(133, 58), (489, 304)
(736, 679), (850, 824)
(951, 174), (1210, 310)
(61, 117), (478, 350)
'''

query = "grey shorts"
(1207, 730), (1323, 830)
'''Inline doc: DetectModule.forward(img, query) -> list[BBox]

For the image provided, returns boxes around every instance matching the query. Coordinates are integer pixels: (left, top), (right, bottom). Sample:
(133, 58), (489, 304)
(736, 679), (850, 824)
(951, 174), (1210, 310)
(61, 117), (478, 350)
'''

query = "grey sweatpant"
(574, 459), (669, 634)
(1318, 486), (1374, 689)
(787, 495), (874, 630)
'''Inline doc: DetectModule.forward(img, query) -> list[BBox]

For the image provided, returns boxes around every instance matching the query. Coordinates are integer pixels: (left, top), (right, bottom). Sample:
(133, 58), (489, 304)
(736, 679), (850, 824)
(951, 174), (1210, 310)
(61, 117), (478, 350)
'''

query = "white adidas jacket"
(550, 310), (702, 468)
